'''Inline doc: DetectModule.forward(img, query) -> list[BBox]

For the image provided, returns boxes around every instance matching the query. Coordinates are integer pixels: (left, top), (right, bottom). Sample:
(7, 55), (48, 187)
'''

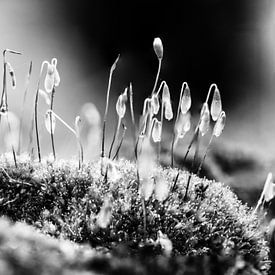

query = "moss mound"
(0, 154), (270, 273)
(0, 217), (267, 275)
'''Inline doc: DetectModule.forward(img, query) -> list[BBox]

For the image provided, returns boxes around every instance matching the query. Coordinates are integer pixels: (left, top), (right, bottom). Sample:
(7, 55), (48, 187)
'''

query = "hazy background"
(0, 0), (275, 165)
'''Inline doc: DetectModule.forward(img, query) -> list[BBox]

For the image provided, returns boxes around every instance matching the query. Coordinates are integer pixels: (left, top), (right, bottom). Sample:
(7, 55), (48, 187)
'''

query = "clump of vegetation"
(0, 38), (272, 274)
(0, 217), (267, 275)
(0, 154), (270, 273)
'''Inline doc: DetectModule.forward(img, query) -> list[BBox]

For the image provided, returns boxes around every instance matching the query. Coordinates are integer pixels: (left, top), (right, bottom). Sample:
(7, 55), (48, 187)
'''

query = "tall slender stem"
(6, 114), (17, 168)
(112, 123), (126, 160)
(34, 90), (41, 162)
(197, 134), (214, 176)
(101, 55), (120, 166)
(151, 58), (162, 97)
(171, 82), (187, 167)
(34, 61), (49, 162)
(184, 130), (199, 200)
(171, 134), (176, 167)
(129, 82), (136, 158)
(108, 116), (121, 158)
(50, 88), (56, 161)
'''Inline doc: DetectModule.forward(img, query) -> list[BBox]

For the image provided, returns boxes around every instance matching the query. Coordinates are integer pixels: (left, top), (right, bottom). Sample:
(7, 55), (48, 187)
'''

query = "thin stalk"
(142, 197), (147, 240)
(108, 116), (121, 158)
(34, 61), (49, 162)
(197, 134), (214, 176)
(136, 167), (147, 240)
(183, 130), (200, 201)
(75, 117), (83, 169)
(171, 134), (176, 167)
(158, 97), (164, 164)
(134, 98), (150, 159)
(129, 82), (136, 156)
(28, 116), (35, 160)
(101, 55), (120, 173)
(253, 198), (263, 215)
(183, 83), (216, 164)
(183, 124), (199, 164)
(112, 123), (127, 160)
(171, 171), (180, 194)
(18, 61), (32, 155)
(0, 49), (22, 121)
(49, 88), (56, 161)
(6, 113), (17, 168)
(151, 58), (162, 97)
(48, 110), (76, 135)
(48, 110), (83, 165)
(171, 82), (187, 167)
(77, 137), (83, 170)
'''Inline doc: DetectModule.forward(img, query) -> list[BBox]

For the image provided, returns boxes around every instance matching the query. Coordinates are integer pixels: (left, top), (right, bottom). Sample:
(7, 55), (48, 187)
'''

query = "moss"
(0, 153), (270, 273)
(0, 217), (269, 275)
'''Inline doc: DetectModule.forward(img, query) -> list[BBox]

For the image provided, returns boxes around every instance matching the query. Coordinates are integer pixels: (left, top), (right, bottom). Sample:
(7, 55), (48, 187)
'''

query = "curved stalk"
(171, 82), (188, 167)
(129, 82), (136, 156)
(108, 116), (121, 158)
(197, 134), (214, 176)
(50, 88), (56, 161)
(34, 61), (49, 162)
(151, 58), (162, 97)
(112, 123), (127, 160)
(101, 55), (120, 166)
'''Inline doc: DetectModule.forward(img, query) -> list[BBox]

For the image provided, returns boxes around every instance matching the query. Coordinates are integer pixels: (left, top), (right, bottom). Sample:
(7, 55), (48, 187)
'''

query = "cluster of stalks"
(0, 39), (227, 238)
(99, 37), (226, 237)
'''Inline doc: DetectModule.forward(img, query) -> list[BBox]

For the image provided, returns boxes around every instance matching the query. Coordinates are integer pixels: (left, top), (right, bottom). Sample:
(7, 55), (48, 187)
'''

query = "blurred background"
(0, 0), (275, 203)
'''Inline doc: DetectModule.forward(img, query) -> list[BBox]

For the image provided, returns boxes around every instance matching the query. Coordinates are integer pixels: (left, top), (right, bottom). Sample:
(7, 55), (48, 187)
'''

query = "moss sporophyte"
(0, 38), (271, 274)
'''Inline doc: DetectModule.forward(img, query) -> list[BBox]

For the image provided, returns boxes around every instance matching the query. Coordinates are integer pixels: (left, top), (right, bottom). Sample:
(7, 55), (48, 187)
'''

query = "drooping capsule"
(39, 89), (51, 105)
(213, 111), (226, 137)
(180, 83), (191, 114)
(210, 87), (222, 121)
(153, 37), (163, 59)
(152, 118), (162, 142)
(44, 63), (55, 93)
(162, 83), (173, 120)
(116, 96), (126, 118)
(162, 82), (170, 104)
(45, 110), (56, 134)
(175, 112), (191, 139)
(164, 101), (173, 121)
(152, 93), (160, 114)
(199, 103), (210, 136)
(6, 62), (16, 89)
(51, 58), (60, 87)
(96, 197), (113, 228)
(116, 88), (128, 118)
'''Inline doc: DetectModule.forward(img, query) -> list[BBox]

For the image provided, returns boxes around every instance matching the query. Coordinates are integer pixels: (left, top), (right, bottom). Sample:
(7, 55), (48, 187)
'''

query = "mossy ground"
(0, 153), (270, 274)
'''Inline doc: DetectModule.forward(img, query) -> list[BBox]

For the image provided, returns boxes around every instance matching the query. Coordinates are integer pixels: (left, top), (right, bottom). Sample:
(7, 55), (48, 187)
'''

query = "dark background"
(0, 0), (274, 160)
